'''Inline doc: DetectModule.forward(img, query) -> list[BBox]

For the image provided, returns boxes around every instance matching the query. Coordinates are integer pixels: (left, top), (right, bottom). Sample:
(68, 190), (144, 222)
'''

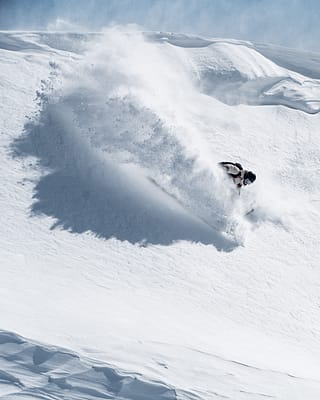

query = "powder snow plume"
(32, 27), (246, 242)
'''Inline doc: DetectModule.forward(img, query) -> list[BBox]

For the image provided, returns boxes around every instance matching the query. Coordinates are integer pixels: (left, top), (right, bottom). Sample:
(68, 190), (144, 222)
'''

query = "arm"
(220, 162), (241, 177)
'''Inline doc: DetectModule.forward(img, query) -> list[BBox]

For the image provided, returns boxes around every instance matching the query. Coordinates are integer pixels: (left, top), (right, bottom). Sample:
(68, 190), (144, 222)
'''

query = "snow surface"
(1, 29), (320, 399)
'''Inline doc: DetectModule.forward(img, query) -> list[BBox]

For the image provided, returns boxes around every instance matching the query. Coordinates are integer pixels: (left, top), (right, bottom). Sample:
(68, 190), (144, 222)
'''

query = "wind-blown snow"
(1, 29), (320, 399)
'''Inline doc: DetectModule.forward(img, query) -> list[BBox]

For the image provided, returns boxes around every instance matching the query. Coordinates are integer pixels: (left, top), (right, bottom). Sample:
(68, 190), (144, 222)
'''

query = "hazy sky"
(1, 0), (320, 51)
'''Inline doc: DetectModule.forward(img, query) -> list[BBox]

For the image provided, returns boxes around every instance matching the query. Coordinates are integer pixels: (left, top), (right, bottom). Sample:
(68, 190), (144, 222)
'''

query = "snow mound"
(0, 330), (176, 399)
(166, 39), (320, 114)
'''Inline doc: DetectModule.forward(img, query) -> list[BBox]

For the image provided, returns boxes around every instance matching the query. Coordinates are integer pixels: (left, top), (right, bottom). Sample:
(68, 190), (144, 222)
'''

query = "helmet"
(243, 171), (256, 185)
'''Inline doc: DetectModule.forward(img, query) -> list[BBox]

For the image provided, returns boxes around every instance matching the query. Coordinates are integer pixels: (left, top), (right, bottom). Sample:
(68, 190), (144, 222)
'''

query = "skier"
(219, 161), (256, 192)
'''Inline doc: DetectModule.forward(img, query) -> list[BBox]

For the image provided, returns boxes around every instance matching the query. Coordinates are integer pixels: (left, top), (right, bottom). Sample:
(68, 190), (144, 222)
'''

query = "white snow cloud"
(1, 0), (320, 51)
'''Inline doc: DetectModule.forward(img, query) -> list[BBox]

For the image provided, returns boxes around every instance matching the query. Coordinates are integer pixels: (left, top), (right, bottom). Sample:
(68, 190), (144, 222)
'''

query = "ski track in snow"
(1, 29), (320, 400)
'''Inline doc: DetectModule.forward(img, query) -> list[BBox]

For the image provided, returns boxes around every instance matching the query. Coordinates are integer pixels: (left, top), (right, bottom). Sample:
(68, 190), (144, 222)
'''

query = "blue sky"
(1, 0), (320, 51)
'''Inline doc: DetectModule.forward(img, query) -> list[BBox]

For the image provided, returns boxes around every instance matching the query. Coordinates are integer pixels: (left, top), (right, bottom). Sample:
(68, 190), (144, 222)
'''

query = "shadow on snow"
(12, 99), (236, 251)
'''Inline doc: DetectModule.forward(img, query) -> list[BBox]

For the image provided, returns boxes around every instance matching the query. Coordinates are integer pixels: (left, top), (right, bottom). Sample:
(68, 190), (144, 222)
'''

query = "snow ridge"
(0, 330), (177, 400)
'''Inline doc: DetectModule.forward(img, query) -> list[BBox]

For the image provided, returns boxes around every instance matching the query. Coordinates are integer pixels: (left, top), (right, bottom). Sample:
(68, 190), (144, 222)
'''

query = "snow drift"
(0, 330), (176, 400)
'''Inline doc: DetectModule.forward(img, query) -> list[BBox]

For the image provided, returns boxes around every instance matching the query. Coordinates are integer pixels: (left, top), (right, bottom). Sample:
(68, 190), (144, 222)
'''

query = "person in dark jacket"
(219, 161), (256, 190)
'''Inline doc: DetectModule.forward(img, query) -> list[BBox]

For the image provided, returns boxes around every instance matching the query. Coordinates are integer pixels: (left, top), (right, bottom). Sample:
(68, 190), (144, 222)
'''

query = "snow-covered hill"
(1, 29), (320, 399)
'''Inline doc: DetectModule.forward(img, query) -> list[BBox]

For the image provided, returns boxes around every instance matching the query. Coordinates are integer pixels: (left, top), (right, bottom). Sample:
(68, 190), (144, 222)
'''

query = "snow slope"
(1, 29), (320, 399)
